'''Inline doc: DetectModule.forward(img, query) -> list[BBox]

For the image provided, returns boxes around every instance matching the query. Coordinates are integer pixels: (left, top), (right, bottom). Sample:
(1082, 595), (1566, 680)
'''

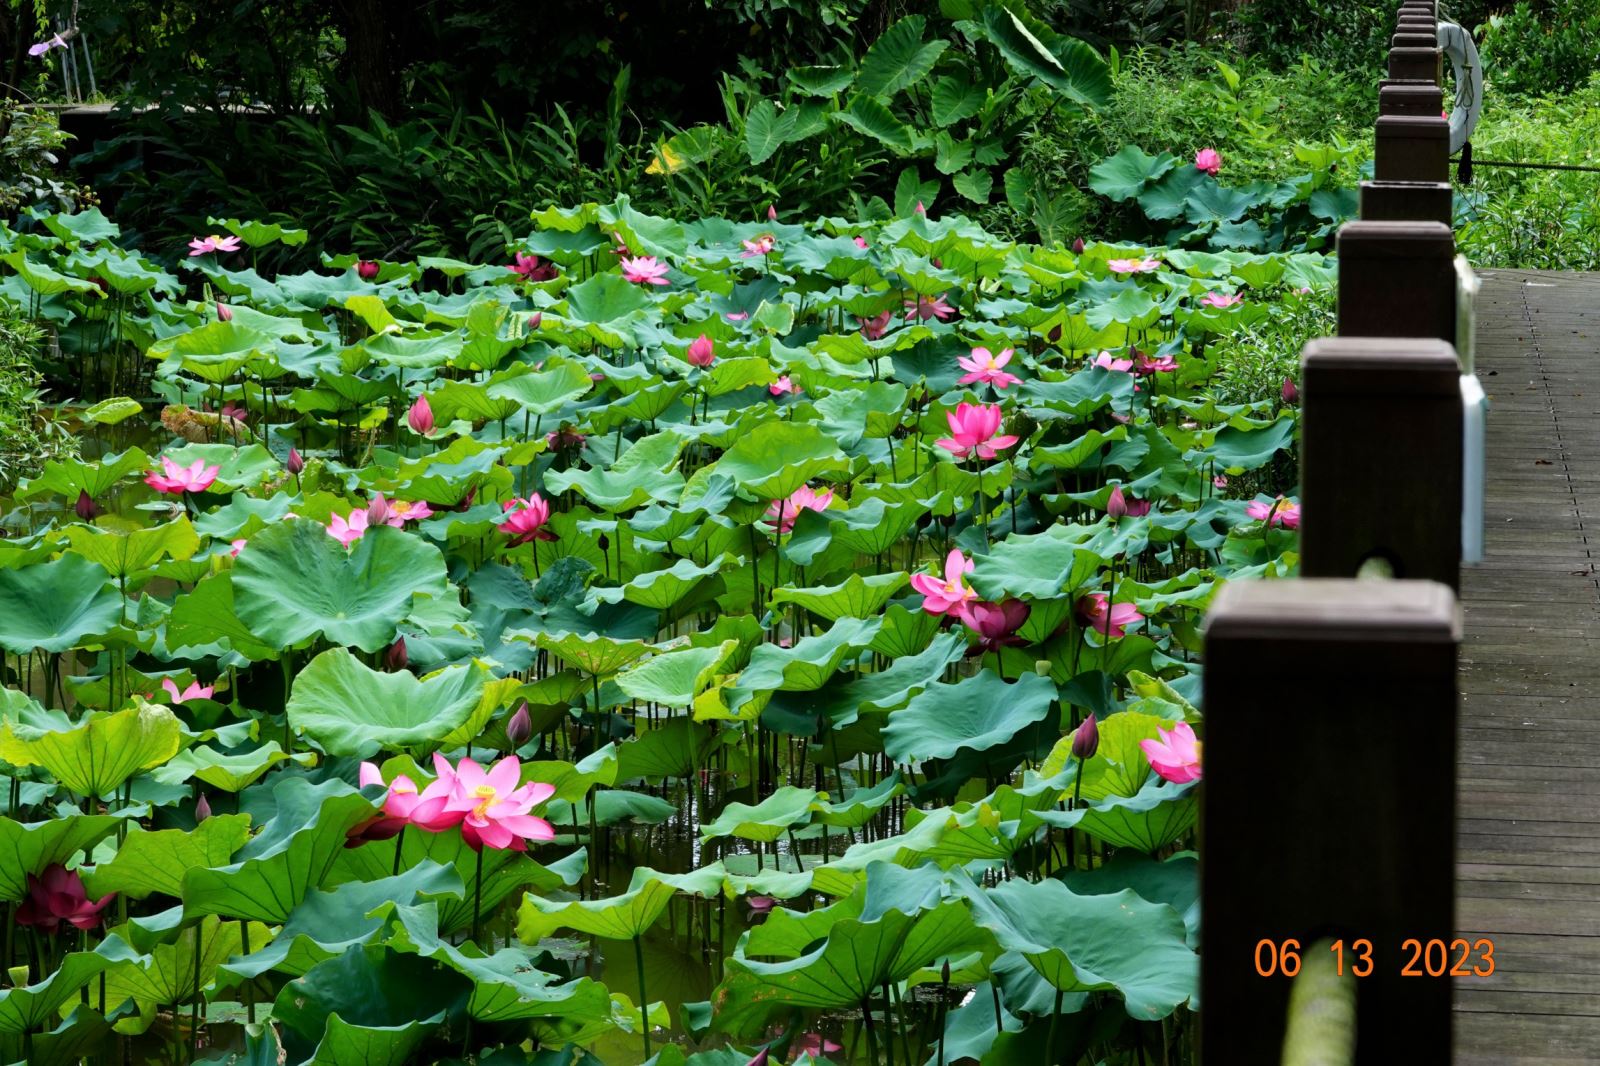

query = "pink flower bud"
(1072, 237), (1086, 254)
(528, 312), (542, 331)
(217, 303), (233, 322)
(1282, 376), (1299, 405)
(195, 793), (212, 823)
(686, 334), (715, 368)
(367, 494), (391, 526)
(766, 204), (778, 221)
(286, 447), (304, 475)
(506, 701), (533, 748)
(1071, 713), (1099, 760)
(407, 395), (434, 435)
(357, 260), (380, 280)
(384, 636), (407, 673)
(1107, 485), (1128, 519)
(75, 490), (100, 521)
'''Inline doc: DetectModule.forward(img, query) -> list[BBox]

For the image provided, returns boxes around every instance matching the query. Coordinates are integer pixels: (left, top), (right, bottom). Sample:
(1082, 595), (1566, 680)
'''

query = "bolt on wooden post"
(1201, 579), (1460, 1065)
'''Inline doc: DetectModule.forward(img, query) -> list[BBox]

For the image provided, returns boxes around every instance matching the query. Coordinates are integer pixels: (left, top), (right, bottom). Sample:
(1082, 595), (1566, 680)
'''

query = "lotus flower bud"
(596, 533), (610, 553)
(1107, 485), (1128, 519)
(357, 259), (380, 280)
(914, 201), (926, 214)
(195, 793), (212, 823)
(506, 701), (533, 748)
(1047, 323), (1062, 343)
(217, 303), (233, 322)
(528, 311), (543, 332)
(745, 1050), (770, 1066)
(941, 959), (951, 983)
(766, 204), (778, 221)
(407, 395), (434, 435)
(384, 636), (407, 673)
(74, 490), (100, 521)
(686, 334), (715, 368)
(1282, 376), (1299, 405)
(367, 494), (390, 526)
(1072, 713), (1099, 760)
(286, 447), (304, 475)
(1072, 237), (1086, 254)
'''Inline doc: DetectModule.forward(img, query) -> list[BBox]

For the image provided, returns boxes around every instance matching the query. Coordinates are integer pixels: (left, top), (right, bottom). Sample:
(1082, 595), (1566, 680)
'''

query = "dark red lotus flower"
(17, 864), (114, 934)
(957, 599), (1031, 653)
(74, 490), (101, 521)
(384, 636), (408, 673)
(357, 260), (380, 280)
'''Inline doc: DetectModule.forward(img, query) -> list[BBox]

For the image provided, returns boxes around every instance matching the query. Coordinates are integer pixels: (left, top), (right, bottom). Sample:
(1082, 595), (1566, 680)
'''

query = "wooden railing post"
(1201, 579), (1459, 1065)
(1335, 221), (1456, 342)
(1299, 337), (1463, 588)
(1374, 114), (1450, 182)
(1358, 181), (1451, 225)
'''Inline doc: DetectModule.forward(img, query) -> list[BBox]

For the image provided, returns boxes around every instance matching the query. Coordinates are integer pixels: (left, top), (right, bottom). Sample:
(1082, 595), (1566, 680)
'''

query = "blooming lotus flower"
(746, 895), (776, 916)
(1282, 376), (1299, 405)
(17, 865), (114, 934)
(740, 234), (776, 258)
(405, 753), (469, 832)
(187, 234), (242, 257)
(1213, 474), (1229, 490)
(407, 395), (434, 435)
(1108, 257), (1161, 275)
(145, 456), (220, 494)
(1247, 495), (1301, 529)
(791, 1033), (844, 1062)
(1200, 291), (1243, 309)
(621, 256), (670, 285)
(229, 538), (247, 556)
(957, 347), (1021, 390)
(1140, 721), (1202, 783)
(499, 493), (557, 545)
(904, 294), (956, 321)
(162, 677), (215, 703)
(958, 599), (1031, 653)
(350, 761), (424, 842)
(440, 755), (556, 851)
(769, 375), (801, 397)
(853, 235), (869, 250)
(687, 334), (716, 368)
(726, 311), (750, 322)
(1091, 351), (1134, 373)
(357, 259), (380, 280)
(910, 549), (978, 616)
(547, 426), (586, 452)
(1194, 148), (1222, 176)
(326, 508), (369, 547)
(858, 310), (893, 340)
(509, 252), (557, 281)
(1134, 350), (1179, 376)
(764, 485), (833, 534)
(1076, 592), (1145, 638)
(935, 402), (1018, 460)
(389, 499), (434, 523)
(28, 34), (66, 57)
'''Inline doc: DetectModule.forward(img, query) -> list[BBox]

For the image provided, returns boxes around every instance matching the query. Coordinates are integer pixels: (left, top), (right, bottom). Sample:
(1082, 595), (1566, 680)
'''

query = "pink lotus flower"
(764, 485), (833, 534)
(687, 334), (716, 368)
(357, 260), (380, 280)
(935, 402), (1018, 460)
(621, 256), (670, 285)
(1105, 484), (1151, 519)
(1140, 721), (1202, 783)
(957, 347), (1021, 390)
(1091, 351), (1134, 373)
(769, 375), (801, 397)
(509, 253), (557, 281)
(914, 201), (927, 214)
(858, 310), (893, 340)
(1247, 495), (1301, 529)
(1213, 474), (1229, 490)
(405, 753), (468, 832)
(348, 762), (425, 842)
(162, 677), (215, 703)
(145, 456), (220, 494)
(499, 494), (557, 545)
(853, 236), (870, 250)
(726, 311), (750, 322)
(1194, 148), (1222, 176)
(746, 895), (776, 916)
(791, 1033), (844, 1061)
(229, 538), (247, 556)
(1077, 592), (1144, 638)
(1107, 257), (1161, 275)
(767, 204), (779, 222)
(1200, 291), (1242, 309)
(442, 755), (557, 851)
(904, 294), (956, 321)
(740, 234), (776, 258)
(326, 509), (369, 548)
(17, 865), (113, 934)
(958, 599), (1031, 653)
(187, 234), (242, 257)
(910, 549), (977, 616)
(1134, 350), (1179, 376)
(28, 34), (66, 57)
(547, 426), (586, 452)
(407, 395), (435, 435)
(217, 303), (233, 322)
(389, 499), (434, 523)
(1282, 377), (1299, 405)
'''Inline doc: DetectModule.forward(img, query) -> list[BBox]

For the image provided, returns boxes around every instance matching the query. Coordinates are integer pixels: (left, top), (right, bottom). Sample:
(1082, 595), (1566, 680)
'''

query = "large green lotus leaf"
(0, 554), (123, 654)
(958, 871), (1196, 1019)
(544, 430), (686, 512)
(1184, 181), (1262, 225)
(969, 523), (1107, 601)
(166, 572), (280, 660)
(0, 815), (122, 901)
(161, 442), (281, 488)
(700, 786), (818, 843)
(817, 630), (965, 724)
(1040, 709), (1165, 800)
(1030, 427), (1129, 471)
(182, 777), (377, 923)
(1087, 145), (1175, 202)
(484, 358), (594, 415)
(358, 332), (463, 369)
(598, 194), (690, 260)
(62, 517), (199, 580)
(815, 773), (904, 829)
(234, 521), (449, 653)
(1085, 287), (1160, 331)
(592, 555), (733, 611)
(0, 701), (181, 797)
(705, 356), (776, 397)
(770, 572), (907, 622)
(2, 251), (102, 296)
(274, 947), (461, 1066)
(150, 740), (314, 791)
(43, 206), (121, 244)
(867, 603), (942, 660)
(426, 379), (521, 424)
(614, 641), (737, 707)
(1017, 367), (1135, 423)
(82, 815), (251, 900)
(530, 631), (652, 678)
(713, 421), (848, 500)
(883, 671), (1056, 764)
(209, 216), (309, 247)
(1037, 777), (1199, 852)
(1187, 414), (1296, 472)
(1064, 851), (1199, 948)
(518, 863), (726, 943)
(287, 648), (488, 758)
(545, 789), (676, 828)
(734, 616), (882, 696)
(328, 828), (585, 936)
(102, 915), (274, 1027)
(561, 271), (652, 325)
(614, 716), (719, 781)
(223, 863), (464, 980)
(0, 937), (139, 1034)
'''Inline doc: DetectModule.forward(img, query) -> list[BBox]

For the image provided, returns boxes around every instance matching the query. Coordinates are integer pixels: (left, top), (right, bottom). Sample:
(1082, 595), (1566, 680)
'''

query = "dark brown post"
(1374, 115), (1450, 182)
(1299, 337), (1463, 587)
(1388, 47), (1440, 83)
(1201, 579), (1459, 1065)
(1379, 83), (1444, 116)
(1391, 31), (1434, 48)
(1335, 220), (1456, 342)
(1358, 180), (1452, 225)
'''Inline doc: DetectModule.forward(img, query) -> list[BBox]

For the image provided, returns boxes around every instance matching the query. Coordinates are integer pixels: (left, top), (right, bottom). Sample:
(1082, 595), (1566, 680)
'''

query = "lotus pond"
(0, 199), (1315, 1065)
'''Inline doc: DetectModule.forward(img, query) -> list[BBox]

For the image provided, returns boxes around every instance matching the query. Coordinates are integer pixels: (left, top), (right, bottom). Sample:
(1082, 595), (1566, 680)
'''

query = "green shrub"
(0, 311), (79, 493)
(1479, 0), (1600, 99)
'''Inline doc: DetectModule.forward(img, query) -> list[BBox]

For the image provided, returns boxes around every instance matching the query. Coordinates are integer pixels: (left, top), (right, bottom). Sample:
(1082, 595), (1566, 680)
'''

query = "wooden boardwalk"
(1456, 268), (1600, 1061)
